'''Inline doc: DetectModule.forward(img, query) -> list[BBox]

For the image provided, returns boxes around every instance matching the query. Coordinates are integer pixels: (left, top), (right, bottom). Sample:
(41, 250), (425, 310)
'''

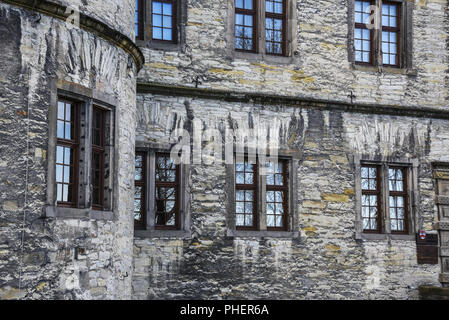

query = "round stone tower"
(0, 0), (143, 299)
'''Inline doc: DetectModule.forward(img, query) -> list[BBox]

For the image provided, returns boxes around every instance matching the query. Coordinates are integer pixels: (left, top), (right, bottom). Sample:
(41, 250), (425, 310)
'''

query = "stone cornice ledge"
(1, 0), (144, 71)
(137, 82), (449, 120)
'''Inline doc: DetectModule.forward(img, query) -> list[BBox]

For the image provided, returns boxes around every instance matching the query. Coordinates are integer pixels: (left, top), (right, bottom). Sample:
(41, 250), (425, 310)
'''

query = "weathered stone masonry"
(1, 0), (449, 300)
(0, 0), (141, 299)
(133, 0), (449, 299)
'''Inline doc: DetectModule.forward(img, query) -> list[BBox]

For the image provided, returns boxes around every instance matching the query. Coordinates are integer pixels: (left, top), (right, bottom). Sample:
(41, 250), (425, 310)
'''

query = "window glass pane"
(153, 14), (162, 27)
(153, 1), (162, 14)
(153, 27), (163, 39)
(236, 190), (245, 201)
(244, 0), (253, 9)
(162, 3), (172, 15)
(235, 0), (244, 9)
(236, 214), (245, 226)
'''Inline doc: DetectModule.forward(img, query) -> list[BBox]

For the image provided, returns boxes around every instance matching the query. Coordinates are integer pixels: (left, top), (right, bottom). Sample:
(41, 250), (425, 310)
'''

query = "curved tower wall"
(0, 0), (140, 299)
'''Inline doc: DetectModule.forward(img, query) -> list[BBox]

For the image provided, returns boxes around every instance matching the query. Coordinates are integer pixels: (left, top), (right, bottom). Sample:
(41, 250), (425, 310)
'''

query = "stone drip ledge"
(0, 0), (144, 71)
(419, 286), (449, 300)
(46, 206), (114, 221)
(137, 82), (449, 121)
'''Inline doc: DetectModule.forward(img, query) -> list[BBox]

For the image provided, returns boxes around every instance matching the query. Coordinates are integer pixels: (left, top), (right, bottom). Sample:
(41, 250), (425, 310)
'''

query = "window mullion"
(259, 163), (267, 231)
(383, 163), (392, 234)
(147, 151), (156, 230)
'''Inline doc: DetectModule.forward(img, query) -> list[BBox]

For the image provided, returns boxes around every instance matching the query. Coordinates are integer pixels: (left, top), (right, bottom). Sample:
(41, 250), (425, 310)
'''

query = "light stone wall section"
(133, 93), (443, 299)
(138, 0), (448, 110)
(0, 1), (137, 299)
(51, 0), (136, 40)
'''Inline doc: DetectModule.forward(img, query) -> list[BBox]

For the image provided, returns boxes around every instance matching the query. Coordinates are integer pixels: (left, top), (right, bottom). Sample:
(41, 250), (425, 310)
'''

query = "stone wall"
(138, 0), (448, 109)
(0, 1), (137, 299)
(132, 93), (444, 299)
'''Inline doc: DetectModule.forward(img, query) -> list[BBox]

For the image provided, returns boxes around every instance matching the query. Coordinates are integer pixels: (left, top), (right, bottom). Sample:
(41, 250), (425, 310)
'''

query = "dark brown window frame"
(265, 0), (287, 56)
(361, 164), (382, 233)
(266, 159), (288, 231)
(381, 1), (400, 67)
(352, 0), (407, 69)
(150, 0), (178, 44)
(235, 159), (259, 231)
(388, 166), (409, 235)
(56, 99), (80, 208)
(154, 153), (180, 230)
(91, 106), (106, 211)
(235, 0), (258, 53)
(136, 0), (145, 40)
(134, 151), (147, 229)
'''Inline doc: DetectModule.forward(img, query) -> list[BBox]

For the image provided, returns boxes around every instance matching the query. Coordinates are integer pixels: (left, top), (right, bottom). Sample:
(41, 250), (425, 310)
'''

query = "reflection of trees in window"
(266, 160), (288, 230)
(265, 0), (285, 55)
(389, 168), (408, 233)
(134, 152), (146, 229)
(92, 106), (106, 210)
(155, 154), (179, 229)
(235, 160), (257, 230)
(235, 0), (256, 52)
(361, 165), (381, 232)
(56, 99), (79, 207)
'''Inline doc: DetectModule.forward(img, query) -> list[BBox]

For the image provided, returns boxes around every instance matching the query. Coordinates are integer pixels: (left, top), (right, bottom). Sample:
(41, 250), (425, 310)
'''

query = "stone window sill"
(134, 229), (192, 239)
(137, 39), (182, 52)
(45, 206), (114, 221)
(356, 233), (415, 241)
(351, 63), (418, 76)
(227, 229), (300, 239)
(233, 51), (296, 65)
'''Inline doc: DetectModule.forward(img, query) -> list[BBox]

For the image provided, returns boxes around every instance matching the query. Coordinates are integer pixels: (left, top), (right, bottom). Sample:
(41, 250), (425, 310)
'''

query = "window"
(232, 156), (291, 233)
(265, 0), (286, 55)
(92, 106), (106, 210)
(134, 149), (189, 236)
(135, 0), (145, 40)
(235, 160), (258, 229)
(235, 0), (257, 52)
(388, 167), (408, 233)
(151, 0), (176, 42)
(56, 99), (79, 207)
(354, 0), (373, 64)
(134, 152), (146, 229)
(381, 2), (399, 66)
(136, 0), (186, 50)
(351, 0), (411, 69)
(265, 160), (288, 230)
(230, 0), (294, 58)
(154, 153), (180, 229)
(52, 96), (115, 214)
(357, 161), (413, 237)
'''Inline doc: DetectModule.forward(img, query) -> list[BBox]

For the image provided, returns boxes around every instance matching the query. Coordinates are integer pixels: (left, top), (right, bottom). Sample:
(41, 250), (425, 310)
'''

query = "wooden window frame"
(388, 166), (409, 234)
(381, 1), (400, 67)
(56, 99), (80, 208)
(136, 0), (145, 40)
(266, 159), (288, 232)
(361, 164), (382, 233)
(134, 151), (147, 230)
(235, 0), (258, 53)
(154, 153), (180, 230)
(354, 0), (374, 66)
(352, 0), (407, 68)
(151, 0), (178, 44)
(235, 159), (259, 231)
(91, 106), (106, 211)
(265, 0), (287, 56)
